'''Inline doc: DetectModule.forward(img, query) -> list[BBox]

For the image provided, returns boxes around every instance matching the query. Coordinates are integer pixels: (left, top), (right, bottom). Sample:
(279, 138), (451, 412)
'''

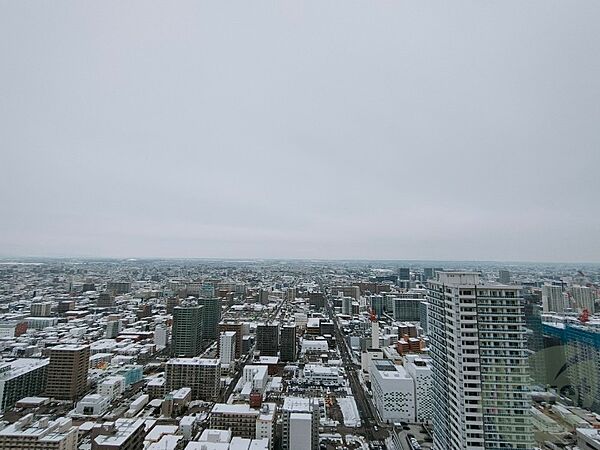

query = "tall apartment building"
(46, 344), (90, 401)
(258, 289), (270, 305)
(542, 284), (565, 313)
(423, 268), (435, 281)
(105, 320), (121, 339)
(256, 323), (279, 357)
(498, 270), (511, 284)
(0, 414), (78, 450)
(219, 331), (236, 366)
(197, 298), (222, 342)
(30, 302), (52, 317)
(285, 287), (296, 302)
(280, 325), (297, 362)
(281, 397), (319, 450)
(91, 419), (145, 450)
(218, 322), (244, 359)
(171, 306), (203, 357)
(165, 358), (220, 401)
(166, 297), (180, 315)
(341, 297), (353, 316)
(0, 358), (48, 412)
(427, 272), (533, 450)
(419, 301), (429, 334)
(570, 286), (596, 312)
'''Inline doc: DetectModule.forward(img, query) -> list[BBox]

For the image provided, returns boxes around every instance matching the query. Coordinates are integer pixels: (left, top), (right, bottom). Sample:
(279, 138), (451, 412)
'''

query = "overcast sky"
(1, 1), (599, 262)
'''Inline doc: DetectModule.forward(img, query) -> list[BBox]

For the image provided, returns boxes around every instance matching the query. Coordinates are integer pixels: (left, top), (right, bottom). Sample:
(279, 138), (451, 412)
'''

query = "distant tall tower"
(280, 324), (297, 362)
(427, 272), (533, 450)
(197, 297), (222, 342)
(370, 309), (380, 350)
(171, 306), (203, 357)
(498, 269), (511, 284)
(219, 331), (236, 366)
(398, 267), (410, 281)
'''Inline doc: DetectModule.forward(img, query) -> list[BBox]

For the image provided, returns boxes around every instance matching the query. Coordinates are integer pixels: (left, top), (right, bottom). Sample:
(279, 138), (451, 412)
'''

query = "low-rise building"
(0, 414), (78, 450)
(91, 419), (145, 450)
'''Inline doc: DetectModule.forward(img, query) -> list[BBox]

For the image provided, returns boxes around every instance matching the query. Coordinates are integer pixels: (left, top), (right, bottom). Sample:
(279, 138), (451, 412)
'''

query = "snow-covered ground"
(338, 396), (362, 427)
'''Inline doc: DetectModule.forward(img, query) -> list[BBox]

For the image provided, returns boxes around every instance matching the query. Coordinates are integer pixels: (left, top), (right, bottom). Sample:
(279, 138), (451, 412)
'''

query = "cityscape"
(0, 259), (598, 449)
(2, 1), (600, 449)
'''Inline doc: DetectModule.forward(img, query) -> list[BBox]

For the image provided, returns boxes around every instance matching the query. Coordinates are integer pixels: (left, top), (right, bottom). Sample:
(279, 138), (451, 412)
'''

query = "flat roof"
(167, 357), (220, 366)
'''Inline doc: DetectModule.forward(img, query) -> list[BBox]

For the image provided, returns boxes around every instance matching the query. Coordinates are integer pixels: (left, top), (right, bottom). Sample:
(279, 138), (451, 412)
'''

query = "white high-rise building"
(570, 286), (596, 312)
(281, 397), (319, 450)
(219, 331), (236, 366)
(428, 272), (533, 450)
(154, 325), (168, 349)
(371, 321), (380, 349)
(404, 355), (433, 423)
(542, 284), (565, 313)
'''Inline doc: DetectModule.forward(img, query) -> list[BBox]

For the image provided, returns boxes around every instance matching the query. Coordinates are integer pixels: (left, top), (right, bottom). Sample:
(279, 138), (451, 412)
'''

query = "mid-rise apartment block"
(46, 344), (90, 401)
(0, 358), (48, 412)
(165, 357), (220, 401)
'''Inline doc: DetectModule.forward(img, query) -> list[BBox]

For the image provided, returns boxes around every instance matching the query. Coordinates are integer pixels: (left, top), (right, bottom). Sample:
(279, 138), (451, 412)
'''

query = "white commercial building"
(300, 339), (329, 354)
(97, 376), (125, 400)
(220, 331), (236, 366)
(74, 394), (110, 417)
(370, 359), (415, 423)
(428, 272), (533, 450)
(302, 364), (342, 385)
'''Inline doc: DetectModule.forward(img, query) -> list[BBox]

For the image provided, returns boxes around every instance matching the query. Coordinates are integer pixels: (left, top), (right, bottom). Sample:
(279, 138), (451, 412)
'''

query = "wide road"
(327, 300), (386, 446)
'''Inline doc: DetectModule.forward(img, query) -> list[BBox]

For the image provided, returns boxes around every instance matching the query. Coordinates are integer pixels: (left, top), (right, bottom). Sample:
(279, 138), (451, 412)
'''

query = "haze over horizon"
(1, 1), (599, 263)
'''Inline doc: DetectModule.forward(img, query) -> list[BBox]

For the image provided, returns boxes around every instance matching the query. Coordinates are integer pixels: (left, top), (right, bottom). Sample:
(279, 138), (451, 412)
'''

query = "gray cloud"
(1, 1), (599, 261)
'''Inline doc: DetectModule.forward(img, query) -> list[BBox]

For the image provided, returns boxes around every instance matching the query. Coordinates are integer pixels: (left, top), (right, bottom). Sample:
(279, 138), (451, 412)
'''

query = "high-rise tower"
(427, 272), (533, 450)
(171, 306), (203, 357)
